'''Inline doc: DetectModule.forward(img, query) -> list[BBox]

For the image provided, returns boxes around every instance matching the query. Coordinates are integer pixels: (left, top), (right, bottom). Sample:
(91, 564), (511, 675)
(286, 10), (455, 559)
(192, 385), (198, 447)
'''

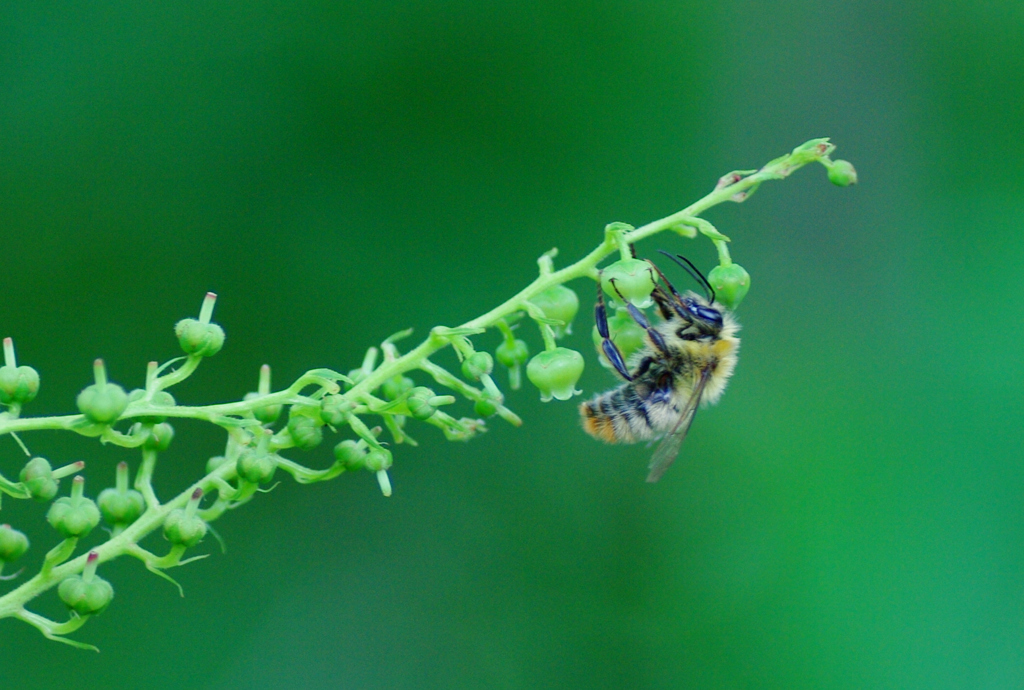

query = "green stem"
(135, 448), (160, 509)
(715, 240), (732, 267)
(539, 324), (557, 352)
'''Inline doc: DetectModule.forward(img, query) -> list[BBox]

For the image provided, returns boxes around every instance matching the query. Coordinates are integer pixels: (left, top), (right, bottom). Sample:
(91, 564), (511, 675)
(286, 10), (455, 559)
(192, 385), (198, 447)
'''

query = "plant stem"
(0, 138), (840, 643)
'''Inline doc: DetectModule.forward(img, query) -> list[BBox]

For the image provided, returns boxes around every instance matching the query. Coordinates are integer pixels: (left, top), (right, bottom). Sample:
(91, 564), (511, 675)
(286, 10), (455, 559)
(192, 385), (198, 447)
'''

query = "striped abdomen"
(580, 383), (675, 444)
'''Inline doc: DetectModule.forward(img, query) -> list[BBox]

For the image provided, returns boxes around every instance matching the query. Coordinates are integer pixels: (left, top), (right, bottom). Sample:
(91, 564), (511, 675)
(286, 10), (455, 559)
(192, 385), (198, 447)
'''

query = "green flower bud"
(461, 352), (494, 381)
(174, 318), (225, 357)
(320, 394), (355, 426)
(287, 413), (323, 450)
(19, 457), (58, 503)
(97, 462), (145, 527)
(474, 396), (498, 418)
(707, 263), (751, 310)
(77, 382), (128, 424)
(406, 387), (438, 421)
(528, 285), (580, 337)
(381, 375), (415, 401)
(0, 365), (39, 405)
(495, 338), (529, 390)
(98, 487), (145, 527)
(827, 159), (858, 187)
(47, 476), (101, 538)
(527, 348), (585, 402)
(333, 440), (367, 471)
(77, 361), (128, 424)
(495, 339), (529, 368)
(592, 307), (647, 369)
(164, 488), (207, 547)
(127, 389), (176, 424)
(0, 338), (39, 406)
(244, 392), (283, 424)
(206, 455), (230, 473)
(0, 524), (29, 563)
(136, 422), (175, 451)
(601, 259), (657, 308)
(236, 448), (278, 484)
(364, 448), (392, 472)
(58, 553), (113, 616)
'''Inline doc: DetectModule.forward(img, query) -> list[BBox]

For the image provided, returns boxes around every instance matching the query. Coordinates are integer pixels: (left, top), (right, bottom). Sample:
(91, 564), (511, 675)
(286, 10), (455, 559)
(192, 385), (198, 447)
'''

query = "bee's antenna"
(656, 250), (716, 304)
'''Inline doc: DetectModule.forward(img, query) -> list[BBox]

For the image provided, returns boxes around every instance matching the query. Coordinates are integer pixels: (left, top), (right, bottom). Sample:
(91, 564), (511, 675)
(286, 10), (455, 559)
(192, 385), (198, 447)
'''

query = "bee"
(579, 251), (740, 482)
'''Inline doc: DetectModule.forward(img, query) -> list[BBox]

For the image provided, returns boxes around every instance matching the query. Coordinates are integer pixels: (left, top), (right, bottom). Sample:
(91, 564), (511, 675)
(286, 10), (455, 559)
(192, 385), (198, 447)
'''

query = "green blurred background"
(2, 1), (1023, 688)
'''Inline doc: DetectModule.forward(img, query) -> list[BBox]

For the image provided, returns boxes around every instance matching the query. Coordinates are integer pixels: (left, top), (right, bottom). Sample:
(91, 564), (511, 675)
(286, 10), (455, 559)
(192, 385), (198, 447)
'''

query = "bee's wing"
(646, 367), (712, 483)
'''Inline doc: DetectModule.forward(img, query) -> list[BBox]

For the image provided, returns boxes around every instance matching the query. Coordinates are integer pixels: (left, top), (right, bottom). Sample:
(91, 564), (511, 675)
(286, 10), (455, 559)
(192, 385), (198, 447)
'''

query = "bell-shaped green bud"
(58, 552), (113, 616)
(0, 365), (39, 406)
(0, 524), (29, 563)
(601, 259), (657, 308)
(98, 462), (145, 528)
(0, 338), (40, 406)
(76, 360), (128, 424)
(364, 448), (393, 472)
(287, 413), (323, 450)
(333, 440), (367, 472)
(47, 476), (101, 538)
(136, 422), (175, 451)
(461, 352), (494, 381)
(236, 448), (278, 484)
(528, 285), (580, 337)
(495, 338), (529, 390)
(59, 574), (114, 615)
(19, 457), (59, 503)
(707, 263), (751, 310)
(175, 318), (225, 357)
(827, 159), (858, 187)
(98, 488), (145, 527)
(474, 394), (499, 418)
(175, 295), (225, 357)
(406, 387), (438, 421)
(592, 307), (647, 369)
(244, 392), (282, 424)
(243, 364), (281, 423)
(381, 375), (415, 401)
(320, 394), (355, 426)
(495, 339), (529, 368)
(77, 383), (128, 424)
(127, 389), (176, 424)
(527, 348), (585, 402)
(164, 488), (207, 547)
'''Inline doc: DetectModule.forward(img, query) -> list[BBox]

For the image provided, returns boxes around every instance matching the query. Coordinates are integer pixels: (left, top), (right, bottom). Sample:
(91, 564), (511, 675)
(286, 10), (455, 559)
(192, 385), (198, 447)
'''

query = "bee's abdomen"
(579, 385), (655, 444)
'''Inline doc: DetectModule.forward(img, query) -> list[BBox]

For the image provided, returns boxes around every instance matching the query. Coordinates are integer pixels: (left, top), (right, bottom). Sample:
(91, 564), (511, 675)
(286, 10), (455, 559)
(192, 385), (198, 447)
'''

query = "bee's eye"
(690, 304), (722, 325)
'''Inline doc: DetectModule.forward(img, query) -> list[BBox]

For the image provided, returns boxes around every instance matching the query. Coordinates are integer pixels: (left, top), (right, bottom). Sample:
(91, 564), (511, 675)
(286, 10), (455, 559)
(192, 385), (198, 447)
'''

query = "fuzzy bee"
(580, 251), (740, 482)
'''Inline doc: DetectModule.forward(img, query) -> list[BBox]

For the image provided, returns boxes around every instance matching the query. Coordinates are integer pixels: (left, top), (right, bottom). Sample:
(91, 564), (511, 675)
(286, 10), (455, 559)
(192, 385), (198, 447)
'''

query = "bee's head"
(654, 250), (726, 328)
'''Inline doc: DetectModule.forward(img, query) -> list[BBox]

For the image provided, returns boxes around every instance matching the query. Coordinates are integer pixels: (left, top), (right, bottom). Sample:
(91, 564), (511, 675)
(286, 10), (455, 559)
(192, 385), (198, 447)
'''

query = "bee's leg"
(645, 260), (690, 320)
(594, 273), (634, 382)
(650, 286), (675, 321)
(608, 278), (670, 356)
